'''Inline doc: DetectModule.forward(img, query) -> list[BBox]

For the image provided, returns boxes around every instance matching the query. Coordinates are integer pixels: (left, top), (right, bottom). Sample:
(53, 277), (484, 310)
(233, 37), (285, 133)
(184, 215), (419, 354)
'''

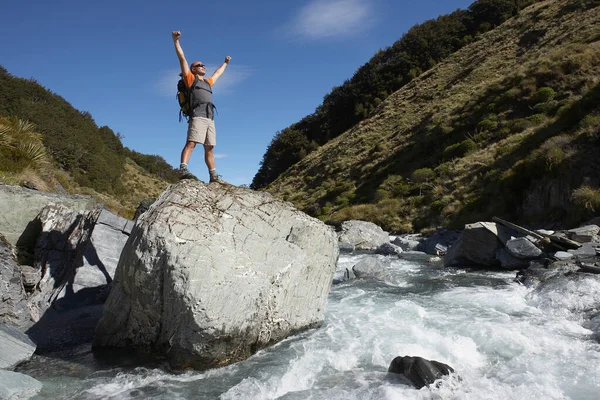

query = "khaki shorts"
(187, 117), (216, 145)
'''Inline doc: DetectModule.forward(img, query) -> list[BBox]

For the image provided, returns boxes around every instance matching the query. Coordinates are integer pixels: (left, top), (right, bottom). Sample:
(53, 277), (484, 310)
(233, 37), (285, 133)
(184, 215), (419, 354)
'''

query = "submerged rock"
(388, 355), (454, 389)
(0, 370), (42, 400)
(93, 180), (338, 370)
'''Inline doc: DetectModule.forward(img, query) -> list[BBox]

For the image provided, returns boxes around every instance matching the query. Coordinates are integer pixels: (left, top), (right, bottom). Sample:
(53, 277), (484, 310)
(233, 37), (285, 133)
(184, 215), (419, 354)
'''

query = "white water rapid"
(19, 251), (600, 399)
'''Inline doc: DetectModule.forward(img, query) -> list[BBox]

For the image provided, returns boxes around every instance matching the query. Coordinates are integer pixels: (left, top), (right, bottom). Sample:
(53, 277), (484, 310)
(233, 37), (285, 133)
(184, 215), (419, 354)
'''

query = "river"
(17, 251), (600, 399)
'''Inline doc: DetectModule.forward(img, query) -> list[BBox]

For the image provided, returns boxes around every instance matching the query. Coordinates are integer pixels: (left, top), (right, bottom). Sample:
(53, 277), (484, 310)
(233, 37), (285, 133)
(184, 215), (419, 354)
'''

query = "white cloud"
(287, 0), (374, 40)
(155, 65), (253, 97)
(214, 153), (228, 159)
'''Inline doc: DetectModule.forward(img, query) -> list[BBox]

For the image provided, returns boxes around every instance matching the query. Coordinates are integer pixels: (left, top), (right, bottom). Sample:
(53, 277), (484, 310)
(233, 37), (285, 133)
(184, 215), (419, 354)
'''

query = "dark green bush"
(531, 87), (556, 104)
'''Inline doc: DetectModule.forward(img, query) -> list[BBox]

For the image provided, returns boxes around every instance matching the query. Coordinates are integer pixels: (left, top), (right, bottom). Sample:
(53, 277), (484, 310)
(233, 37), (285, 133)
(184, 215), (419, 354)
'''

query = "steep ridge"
(266, 0), (600, 233)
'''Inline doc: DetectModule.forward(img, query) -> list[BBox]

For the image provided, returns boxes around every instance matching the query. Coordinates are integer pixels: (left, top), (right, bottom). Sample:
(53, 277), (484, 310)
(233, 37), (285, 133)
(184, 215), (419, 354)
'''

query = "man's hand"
(224, 56), (232, 64)
(172, 31), (181, 41)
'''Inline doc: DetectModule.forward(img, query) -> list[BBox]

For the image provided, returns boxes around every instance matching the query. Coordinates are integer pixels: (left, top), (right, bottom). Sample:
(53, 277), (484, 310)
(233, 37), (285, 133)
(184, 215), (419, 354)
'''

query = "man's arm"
(172, 31), (190, 78)
(210, 56), (231, 85)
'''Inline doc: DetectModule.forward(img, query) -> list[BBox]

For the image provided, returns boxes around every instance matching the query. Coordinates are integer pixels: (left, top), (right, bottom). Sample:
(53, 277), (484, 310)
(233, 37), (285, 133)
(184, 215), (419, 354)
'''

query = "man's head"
(190, 62), (206, 76)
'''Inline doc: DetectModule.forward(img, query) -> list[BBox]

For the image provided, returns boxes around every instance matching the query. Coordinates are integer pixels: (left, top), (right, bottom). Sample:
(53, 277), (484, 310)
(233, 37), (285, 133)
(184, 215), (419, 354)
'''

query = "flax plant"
(0, 117), (51, 171)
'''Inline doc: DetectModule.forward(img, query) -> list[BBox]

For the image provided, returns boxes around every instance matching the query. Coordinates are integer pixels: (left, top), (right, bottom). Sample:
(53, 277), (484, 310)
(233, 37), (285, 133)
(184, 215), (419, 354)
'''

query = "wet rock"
(444, 222), (504, 267)
(392, 235), (422, 251)
(337, 220), (389, 251)
(516, 260), (579, 287)
(496, 248), (530, 269)
(388, 355), (454, 389)
(375, 242), (404, 256)
(554, 251), (574, 260)
(418, 229), (461, 256)
(0, 324), (36, 369)
(352, 257), (389, 280)
(569, 243), (597, 258)
(0, 371), (42, 399)
(505, 237), (543, 259)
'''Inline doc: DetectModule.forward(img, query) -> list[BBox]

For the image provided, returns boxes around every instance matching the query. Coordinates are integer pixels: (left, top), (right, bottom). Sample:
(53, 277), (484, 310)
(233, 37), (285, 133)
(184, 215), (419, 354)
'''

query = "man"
(172, 30), (231, 183)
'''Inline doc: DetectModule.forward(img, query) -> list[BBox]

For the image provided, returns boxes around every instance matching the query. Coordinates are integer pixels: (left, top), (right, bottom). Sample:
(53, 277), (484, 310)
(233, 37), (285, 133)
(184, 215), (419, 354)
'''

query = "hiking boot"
(209, 174), (228, 184)
(178, 168), (196, 180)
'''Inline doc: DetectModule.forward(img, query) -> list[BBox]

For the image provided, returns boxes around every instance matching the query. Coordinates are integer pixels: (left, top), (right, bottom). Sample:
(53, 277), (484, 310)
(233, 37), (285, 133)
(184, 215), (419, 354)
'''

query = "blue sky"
(1, 0), (474, 186)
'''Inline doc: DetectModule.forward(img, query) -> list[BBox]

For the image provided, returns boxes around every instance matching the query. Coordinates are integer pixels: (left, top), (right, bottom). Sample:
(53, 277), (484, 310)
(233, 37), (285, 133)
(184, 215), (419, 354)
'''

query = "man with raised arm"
(172, 30), (231, 183)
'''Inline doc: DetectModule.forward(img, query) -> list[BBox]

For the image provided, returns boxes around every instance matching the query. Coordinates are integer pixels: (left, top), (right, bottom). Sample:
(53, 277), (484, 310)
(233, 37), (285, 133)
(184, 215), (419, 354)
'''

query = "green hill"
(264, 0), (600, 233)
(0, 66), (179, 218)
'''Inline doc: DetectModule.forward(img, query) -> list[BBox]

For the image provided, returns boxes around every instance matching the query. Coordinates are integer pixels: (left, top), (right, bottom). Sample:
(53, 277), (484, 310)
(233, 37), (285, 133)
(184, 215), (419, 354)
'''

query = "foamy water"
(24, 253), (600, 399)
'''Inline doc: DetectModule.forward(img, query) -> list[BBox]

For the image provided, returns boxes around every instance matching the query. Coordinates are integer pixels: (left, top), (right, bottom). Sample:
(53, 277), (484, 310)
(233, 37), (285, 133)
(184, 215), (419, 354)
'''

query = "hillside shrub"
(510, 118), (534, 132)
(477, 119), (498, 132)
(572, 186), (600, 212)
(526, 114), (546, 125)
(443, 139), (477, 160)
(532, 87), (556, 104)
(533, 101), (559, 115)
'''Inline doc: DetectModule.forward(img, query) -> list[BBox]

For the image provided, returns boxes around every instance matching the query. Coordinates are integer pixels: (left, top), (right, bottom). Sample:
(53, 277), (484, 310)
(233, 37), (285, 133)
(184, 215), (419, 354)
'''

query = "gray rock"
(554, 251), (574, 260)
(339, 243), (355, 253)
(19, 266), (40, 292)
(496, 248), (529, 269)
(352, 257), (389, 280)
(0, 371), (42, 399)
(568, 225), (600, 244)
(505, 237), (543, 259)
(419, 230), (462, 255)
(0, 238), (31, 330)
(392, 235), (422, 251)
(27, 205), (100, 320)
(569, 243), (597, 258)
(96, 208), (128, 231)
(516, 260), (580, 287)
(0, 184), (95, 247)
(0, 324), (36, 370)
(338, 220), (388, 251)
(375, 242), (403, 257)
(93, 181), (338, 370)
(388, 355), (454, 389)
(444, 222), (503, 267)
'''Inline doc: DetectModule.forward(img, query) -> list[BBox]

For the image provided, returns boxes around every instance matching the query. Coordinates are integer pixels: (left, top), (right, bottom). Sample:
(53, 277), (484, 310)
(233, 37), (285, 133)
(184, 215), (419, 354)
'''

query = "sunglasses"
(192, 64), (205, 68)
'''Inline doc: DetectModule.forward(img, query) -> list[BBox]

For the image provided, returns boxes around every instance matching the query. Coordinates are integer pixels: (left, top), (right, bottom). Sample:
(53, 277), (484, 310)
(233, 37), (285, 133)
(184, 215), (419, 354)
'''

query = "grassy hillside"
(265, 0), (600, 233)
(0, 67), (178, 218)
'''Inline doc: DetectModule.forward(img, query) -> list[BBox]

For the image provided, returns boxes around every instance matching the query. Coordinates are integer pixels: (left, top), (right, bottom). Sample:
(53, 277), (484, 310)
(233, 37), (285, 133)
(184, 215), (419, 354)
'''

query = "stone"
(505, 237), (543, 259)
(337, 220), (389, 251)
(93, 181), (338, 370)
(418, 229), (462, 255)
(444, 222), (503, 267)
(388, 355), (454, 389)
(392, 235), (422, 251)
(0, 324), (36, 369)
(568, 225), (600, 243)
(375, 242), (403, 256)
(554, 251), (574, 260)
(0, 184), (95, 247)
(568, 243), (597, 258)
(352, 257), (389, 280)
(26, 205), (100, 320)
(0, 371), (42, 399)
(0, 237), (31, 330)
(496, 248), (529, 269)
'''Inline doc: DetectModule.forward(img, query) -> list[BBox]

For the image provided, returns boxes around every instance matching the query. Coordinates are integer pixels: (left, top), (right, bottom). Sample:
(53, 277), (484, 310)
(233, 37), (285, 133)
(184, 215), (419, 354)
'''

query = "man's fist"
(224, 56), (232, 64)
(172, 31), (181, 41)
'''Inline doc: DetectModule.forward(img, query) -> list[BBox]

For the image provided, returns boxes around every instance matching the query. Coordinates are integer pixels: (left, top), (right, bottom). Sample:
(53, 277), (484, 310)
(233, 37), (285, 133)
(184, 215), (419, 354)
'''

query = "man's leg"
(178, 141), (197, 179)
(181, 141), (197, 167)
(203, 144), (215, 171)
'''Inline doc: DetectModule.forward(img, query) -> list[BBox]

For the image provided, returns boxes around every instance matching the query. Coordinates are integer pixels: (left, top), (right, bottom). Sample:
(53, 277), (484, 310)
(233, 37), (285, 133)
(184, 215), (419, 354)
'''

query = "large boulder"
(93, 181), (338, 370)
(444, 222), (506, 267)
(338, 220), (389, 251)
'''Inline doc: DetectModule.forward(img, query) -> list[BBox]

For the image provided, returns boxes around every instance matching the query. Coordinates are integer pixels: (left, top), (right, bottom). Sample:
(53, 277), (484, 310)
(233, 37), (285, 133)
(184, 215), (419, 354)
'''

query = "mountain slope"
(265, 0), (600, 232)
